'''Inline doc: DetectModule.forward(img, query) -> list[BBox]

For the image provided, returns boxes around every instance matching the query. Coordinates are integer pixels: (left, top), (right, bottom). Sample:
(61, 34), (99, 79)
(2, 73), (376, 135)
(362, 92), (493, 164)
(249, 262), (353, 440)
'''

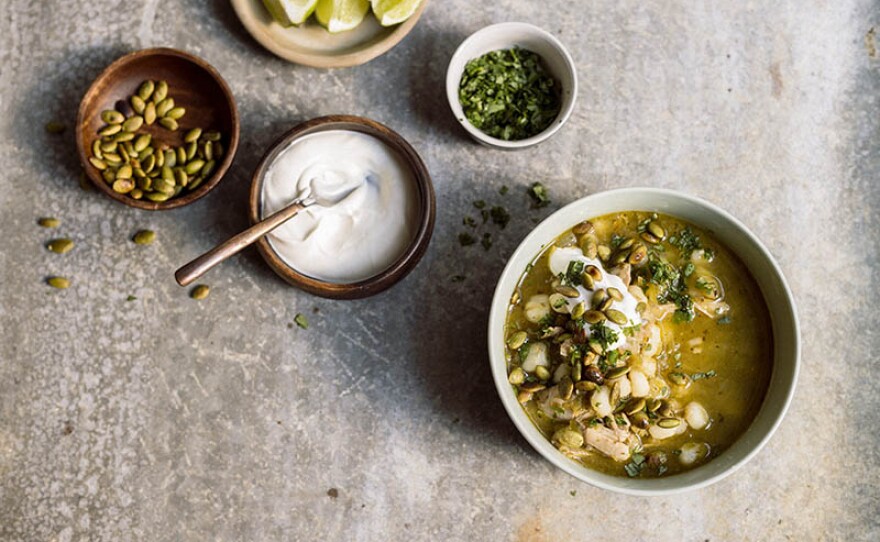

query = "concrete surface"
(1, 1), (879, 540)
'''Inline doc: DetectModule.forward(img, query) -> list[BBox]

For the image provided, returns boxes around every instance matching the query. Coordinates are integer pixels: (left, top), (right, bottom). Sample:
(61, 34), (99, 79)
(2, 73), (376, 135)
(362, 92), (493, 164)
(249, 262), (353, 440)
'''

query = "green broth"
(505, 212), (772, 477)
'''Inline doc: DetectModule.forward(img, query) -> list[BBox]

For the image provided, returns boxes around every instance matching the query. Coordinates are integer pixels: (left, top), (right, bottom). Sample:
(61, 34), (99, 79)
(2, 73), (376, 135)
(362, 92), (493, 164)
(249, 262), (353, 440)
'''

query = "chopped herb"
(590, 322), (619, 351)
(683, 263), (696, 277)
(458, 232), (476, 246)
(691, 370), (717, 381)
(294, 313), (308, 329)
(528, 182), (551, 208)
(605, 349), (620, 366)
(569, 490), (577, 497)
(490, 206), (511, 229)
(451, 275), (466, 283)
(622, 324), (642, 336)
(669, 228), (705, 259)
(481, 233), (493, 250)
(518, 343), (531, 363)
(499, 185), (509, 195)
(624, 453), (646, 477)
(126, 295), (137, 301)
(563, 260), (585, 286)
(610, 234), (625, 249)
(481, 209), (490, 223)
(458, 48), (561, 141)
(695, 276), (719, 297)
(463, 216), (477, 228)
(658, 465), (668, 475)
(473, 200), (486, 209)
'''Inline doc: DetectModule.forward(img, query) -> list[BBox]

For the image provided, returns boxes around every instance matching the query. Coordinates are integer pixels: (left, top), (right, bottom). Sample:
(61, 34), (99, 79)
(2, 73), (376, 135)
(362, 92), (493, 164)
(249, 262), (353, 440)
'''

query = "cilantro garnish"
(490, 206), (510, 229)
(458, 233), (476, 246)
(528, 182), (551, 208)
(294, 313), (308, 329)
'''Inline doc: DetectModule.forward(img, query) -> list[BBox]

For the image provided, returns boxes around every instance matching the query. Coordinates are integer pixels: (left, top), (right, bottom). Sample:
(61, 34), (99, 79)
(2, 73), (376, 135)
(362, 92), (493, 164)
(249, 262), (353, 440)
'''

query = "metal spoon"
(174, 180), (360, 286)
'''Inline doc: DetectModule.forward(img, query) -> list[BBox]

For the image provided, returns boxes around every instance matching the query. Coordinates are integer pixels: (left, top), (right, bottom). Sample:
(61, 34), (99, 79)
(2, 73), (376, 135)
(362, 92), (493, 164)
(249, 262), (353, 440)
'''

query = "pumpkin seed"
(640, 232), (660, 244)
(159, 118), (179, 131)
(156, 97), (174, 117)
(591, 289), (607, 307)
(213, 142), (224, 158)
(101, 110), (124, 124)
(669, 372), (691, 386)
(186, 141), (198, 160)
(581, 236), (598, 259)
(136, 176), (152, 191)
(534, 365), (551, 381)
(187, 175), (206, 191)
(619, 237), (635, 250)
(599, 297), (613, 311)
(100, 141), (118, 153)
(190, 284), (210, 300)
(625, 398), (646, 415)
(605, 366), (630, 379)
(175, 169), (188, 187)
(184, 128), (202, 143)
(45, 121), (65, 134)
(580, 272), (595, 289)
(555, 284), (580, 298)
(571, 301), (586, 320)
(658, 418), (681, 429)
(507, 331), (528, 350)
(132, 230), (155, 245)
(112, 179), (134, 193)
(558, 376), (574, 400)
(571, 363), (582, 382)
(102, 169), (115, 183)
(520, 382), (546, 393)
(165, 107), (186, 120)
(613, 250), (629, 265)
(174, 147), (186, 165)
(572, 220), (594, 235)
(203, 130), (222, 142)
(144, 101), (157, 125)
(164, 150), (176, 168)
(153, 177), (175, 195)
(142, 154), (156, 174)
(583, 310), (606, 324)
(631, 412), (650, 429)
(648, 399), (663, 412)
(588, 340), (603, 355)
(607, 287), (623, 301)
(648, 222), (666, 239)
(605, 309), (628, 325)
(203, 141), (213, 161)
(575, 380), (598, 392)
(517, 391), (533, 404)
(122, 116), (144, 132)
(137, 80), (155, 101)
(130, 95), (146, 114)
(145, 191), (171, 202)
(628, 244), (648, 265)
(116, 165), (132, 179)
(47, 276), (70, 289)
(38, 217), (60, 228)
(91, 140), (103, 159)
(46, 238), (73, 254)
(585, 265), (602, 281)
(113, 132), (135, 143)
(98, 124), (121, 137)
(201, 160), (216, 178)
(130, 188), (143, 199)
(88, 157), (107, 170)
(153, 80), (168, 103)
(597, 244), (611, 261)
(636, 301), (647, 313)
(553, 428), (584, 448)
(508, 367), (526, 385)
(118, 145), (130, 162)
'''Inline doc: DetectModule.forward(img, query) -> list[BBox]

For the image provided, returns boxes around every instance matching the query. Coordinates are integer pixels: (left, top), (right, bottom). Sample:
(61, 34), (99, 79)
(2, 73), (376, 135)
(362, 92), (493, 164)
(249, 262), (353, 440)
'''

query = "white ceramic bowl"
(445, 22), (577, 149)
(488, 188), (800, 495)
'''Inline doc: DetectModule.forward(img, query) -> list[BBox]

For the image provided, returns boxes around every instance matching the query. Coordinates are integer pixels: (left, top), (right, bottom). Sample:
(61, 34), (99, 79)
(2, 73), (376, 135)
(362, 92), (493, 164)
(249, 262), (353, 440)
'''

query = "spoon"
(174, 179), (359, 287)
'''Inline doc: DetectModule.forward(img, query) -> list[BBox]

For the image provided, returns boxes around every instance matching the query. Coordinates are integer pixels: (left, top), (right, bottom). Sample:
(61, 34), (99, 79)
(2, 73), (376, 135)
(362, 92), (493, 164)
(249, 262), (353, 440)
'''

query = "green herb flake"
(458, 48), (562, 141)
(499, 185), (509, 195)
(528, 182), (551, 208)
(481, 232), (493, 251)
(294, 313), (309, 329)
(569, 490), (577, 497)
(458, 232), (477, 246)
(473, 200), (487, 209)
(126, 295), (137, 301)
(463, 216), (477, 228)
(490, 206), (511, 229)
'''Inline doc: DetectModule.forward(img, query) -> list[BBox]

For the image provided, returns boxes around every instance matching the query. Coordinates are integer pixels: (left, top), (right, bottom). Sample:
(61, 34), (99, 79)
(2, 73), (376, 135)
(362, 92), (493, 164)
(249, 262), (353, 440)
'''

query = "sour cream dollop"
(548, 246), (642, 349)
(262, 130), (418, 283)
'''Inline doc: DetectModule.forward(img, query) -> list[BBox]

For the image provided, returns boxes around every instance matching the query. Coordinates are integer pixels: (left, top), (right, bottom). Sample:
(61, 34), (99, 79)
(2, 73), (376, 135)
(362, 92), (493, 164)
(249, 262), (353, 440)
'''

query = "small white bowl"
(446, 22), (577, 149)
(488, 188), (800, 495)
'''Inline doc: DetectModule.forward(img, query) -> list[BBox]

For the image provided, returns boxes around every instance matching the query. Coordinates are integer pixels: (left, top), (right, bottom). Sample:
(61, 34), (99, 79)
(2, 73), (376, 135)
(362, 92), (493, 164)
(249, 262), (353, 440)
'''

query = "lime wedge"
(262, 0), (318, 26)
(315, 0), (370, 33)
(370, 0), (421, 26)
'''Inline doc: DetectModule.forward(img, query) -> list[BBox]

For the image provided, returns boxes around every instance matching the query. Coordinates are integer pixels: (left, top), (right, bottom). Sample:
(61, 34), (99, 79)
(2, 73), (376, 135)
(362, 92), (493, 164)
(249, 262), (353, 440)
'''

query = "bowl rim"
(487, 187), (801, 495)
(75, 47), (240, 211)
(445, 21), (578, 150)
(230, 0), (430, 69)
(248, 115), (436, 299)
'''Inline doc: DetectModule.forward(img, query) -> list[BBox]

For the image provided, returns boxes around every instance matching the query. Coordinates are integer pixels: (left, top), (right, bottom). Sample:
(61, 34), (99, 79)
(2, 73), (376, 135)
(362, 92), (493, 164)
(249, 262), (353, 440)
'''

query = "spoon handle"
(175, 199), (311, 287)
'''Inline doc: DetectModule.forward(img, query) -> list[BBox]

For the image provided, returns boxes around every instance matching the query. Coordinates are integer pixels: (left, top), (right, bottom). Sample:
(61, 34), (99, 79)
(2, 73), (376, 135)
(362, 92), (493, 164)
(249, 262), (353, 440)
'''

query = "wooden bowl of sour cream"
(248, 115), (435, 299)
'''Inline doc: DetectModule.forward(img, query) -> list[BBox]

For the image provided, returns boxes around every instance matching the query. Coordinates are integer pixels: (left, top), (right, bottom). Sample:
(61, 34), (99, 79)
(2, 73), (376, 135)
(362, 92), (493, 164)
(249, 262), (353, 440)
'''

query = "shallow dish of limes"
(231, 0), (428, 68)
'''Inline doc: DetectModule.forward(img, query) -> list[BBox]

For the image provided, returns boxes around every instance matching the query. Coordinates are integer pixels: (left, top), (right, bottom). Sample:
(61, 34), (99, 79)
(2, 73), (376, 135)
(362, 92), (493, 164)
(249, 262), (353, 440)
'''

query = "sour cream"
(548, 246), (642, 349)
(261, 130), (418, 283)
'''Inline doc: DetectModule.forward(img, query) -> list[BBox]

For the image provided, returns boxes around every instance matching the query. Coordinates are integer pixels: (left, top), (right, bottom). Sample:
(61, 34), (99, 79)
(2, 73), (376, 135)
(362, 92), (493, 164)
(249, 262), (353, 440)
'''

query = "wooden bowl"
(76, 48), (240, 210)
(248, 116), (435, 299)
(231, 0), (429, 68)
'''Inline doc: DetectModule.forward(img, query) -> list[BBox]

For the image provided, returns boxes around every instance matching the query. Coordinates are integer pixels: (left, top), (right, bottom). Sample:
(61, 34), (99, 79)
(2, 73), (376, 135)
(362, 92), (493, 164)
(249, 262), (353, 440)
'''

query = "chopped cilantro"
(499, 185), (509, 195)
(569, 490), (577, 497)
(473, 200), (486, 209)
(463, 216), (477, 228)
(481, 209), (490, 223)
(563, 260), (585, 286)
(528, 182), (551, 208)
(490, 206), (510, 229)
(458, 232), (476, 246)
(669, 228), (705, 259)
(126, 295), (137, 301)
(294, 313), (308, 329)
(481, 232), (493, 250)
(590, 322), (619, 351)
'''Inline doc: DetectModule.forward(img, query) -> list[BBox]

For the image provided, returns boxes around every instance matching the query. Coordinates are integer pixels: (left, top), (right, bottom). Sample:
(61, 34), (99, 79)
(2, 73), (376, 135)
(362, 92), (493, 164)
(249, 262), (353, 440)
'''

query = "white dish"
(445, 22), (577, 149)
(487, 187), (800, 495)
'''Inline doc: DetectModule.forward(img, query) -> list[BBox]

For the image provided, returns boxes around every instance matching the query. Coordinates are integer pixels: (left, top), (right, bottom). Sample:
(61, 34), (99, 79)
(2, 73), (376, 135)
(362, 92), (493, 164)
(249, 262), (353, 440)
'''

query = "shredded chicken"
(610, 263), (632, 286)
(583, 418), (640, 462)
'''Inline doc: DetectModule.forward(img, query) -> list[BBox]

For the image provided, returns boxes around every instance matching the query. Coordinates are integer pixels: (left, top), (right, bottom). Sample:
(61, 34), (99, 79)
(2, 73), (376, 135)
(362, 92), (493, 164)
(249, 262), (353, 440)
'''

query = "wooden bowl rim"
(248, 115), (436, 299)
(75, 47), (240, 211)
(230, 0), (429, 69)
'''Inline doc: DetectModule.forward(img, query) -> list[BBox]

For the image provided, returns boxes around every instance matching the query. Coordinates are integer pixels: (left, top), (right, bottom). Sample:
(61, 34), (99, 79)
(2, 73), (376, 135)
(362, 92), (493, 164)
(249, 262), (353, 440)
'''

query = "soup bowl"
(487, 187), (799, 495)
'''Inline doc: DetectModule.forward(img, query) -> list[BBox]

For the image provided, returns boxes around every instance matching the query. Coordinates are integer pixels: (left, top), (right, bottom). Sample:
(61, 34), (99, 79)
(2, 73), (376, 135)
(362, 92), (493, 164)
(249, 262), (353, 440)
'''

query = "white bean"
(590, 386), (612, 417)
(685, 401), (710, 430)
(524, 294), (551, 323)
(521, 342), (549, 373)
(629, 369), (650, 398)
(648, 420), (688, 440)
(678, 442), (708, 465)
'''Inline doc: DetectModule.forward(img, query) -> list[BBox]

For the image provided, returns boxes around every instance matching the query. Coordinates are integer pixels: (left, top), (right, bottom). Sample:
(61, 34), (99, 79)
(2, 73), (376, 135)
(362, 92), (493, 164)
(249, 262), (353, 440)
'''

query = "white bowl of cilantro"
(446, 22), (577, 149)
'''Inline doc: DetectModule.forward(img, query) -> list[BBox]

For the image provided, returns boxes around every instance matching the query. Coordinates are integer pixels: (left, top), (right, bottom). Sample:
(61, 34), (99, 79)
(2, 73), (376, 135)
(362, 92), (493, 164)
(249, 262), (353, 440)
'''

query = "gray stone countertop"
(1, 1), (878, 540)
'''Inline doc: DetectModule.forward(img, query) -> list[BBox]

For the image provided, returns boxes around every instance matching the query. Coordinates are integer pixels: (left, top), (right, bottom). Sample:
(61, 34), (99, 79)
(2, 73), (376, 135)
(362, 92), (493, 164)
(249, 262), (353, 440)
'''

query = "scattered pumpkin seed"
(585, 265), (602, 281)
(113, 132), (135, 143)
(572, 220), (594, 235)
(101, 110), (125, 124)
(159, 117), (178, 131)
(98, 124), (122, 137)
(648, 399), (663, 412)
(558, 376), (574, 400)
(581, 236), (598, 259)
(553, 428), (584, 448)
(508, 367), (526, 385)
(165, 107), (186, 120)
(606, 366), (630, 379)
(520, 381), (546, 393)
(184, 128), (202, 143)
(658, 418), (681, 429)
(607, 287), (623, 301)
(130, 95), (146, 114)
(571, 301), (586, 320)
(137, 80), (155, 101)
(184, 159), (205, 175)
(625, 398), (646, 415)
(153, 80), (168, 103)
(116, 164), (132, 179)
(112, 179), (134, 193)
(619, 237), (635, 250)
(669, 372), (692, 386)
(597, 244), (611, 261)
(605, 309), (628, 325)
(38, 217), (60, 228)
(571, 363), (582, 382)
(628, 244), (648, 265)
(598, 297), (613, 311)
(581, 272), (595, 289)
(203, 130), (222, 142)
(175, 169), (188, 187)
(145, 191), (171, 202)
(507, 331), (528, 350)
(555, 284), (579, 298)
(583, 310), (606, 324)
(47, 276), (70, 289)
(640, 232), (660, 244)
(122, 115), (144, 132)
(46, 238), (74, 254)
(132, 230), (156, 245)
(91, 140), (103, 159)
(648, 222), (666, 239)
(130, 188), (143, 199)
(190, 284), (210, 300)
(186, 141), (198, 161)
(534, 365), (551, 381)
(575, 380), (598, 392)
